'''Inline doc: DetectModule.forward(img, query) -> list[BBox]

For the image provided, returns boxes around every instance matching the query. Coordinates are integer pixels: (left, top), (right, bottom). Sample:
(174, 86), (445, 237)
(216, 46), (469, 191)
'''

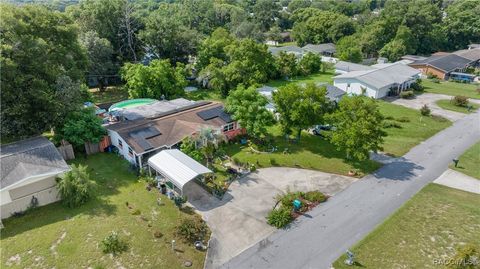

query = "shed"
(148, 149), (212, 196)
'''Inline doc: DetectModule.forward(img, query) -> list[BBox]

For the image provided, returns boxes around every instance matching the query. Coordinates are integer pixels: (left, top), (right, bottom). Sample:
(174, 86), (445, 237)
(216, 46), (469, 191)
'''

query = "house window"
(128, 147), (133, 157)
(223, 122), (235, 132)
(118, 139), (123, 149)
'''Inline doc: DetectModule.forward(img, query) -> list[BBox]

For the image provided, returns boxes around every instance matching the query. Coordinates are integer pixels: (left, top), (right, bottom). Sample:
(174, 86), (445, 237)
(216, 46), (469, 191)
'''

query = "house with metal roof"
(408, 53), (474, 80)
(267, 45), (304, 58)
(105, 101), (242, 168)
(333, 63), (421, 99)
(334, 61), (373, 74)
(1, 137), (70, 219)
(302, 43), (336, 56)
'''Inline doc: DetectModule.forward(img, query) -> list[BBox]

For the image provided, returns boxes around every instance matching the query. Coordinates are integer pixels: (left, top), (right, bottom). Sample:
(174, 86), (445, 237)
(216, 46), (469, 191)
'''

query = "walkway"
(184, 168), (356, 269)
(433, 169), (480, 194)
(222, 111), (480, 269)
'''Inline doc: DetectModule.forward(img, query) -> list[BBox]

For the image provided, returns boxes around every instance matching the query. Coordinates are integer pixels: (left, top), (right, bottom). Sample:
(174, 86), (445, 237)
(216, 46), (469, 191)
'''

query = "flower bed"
(267, 190), (329, 228)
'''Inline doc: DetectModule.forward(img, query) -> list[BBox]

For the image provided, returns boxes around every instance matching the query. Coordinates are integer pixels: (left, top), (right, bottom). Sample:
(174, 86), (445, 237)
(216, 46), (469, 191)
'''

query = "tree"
(443, 0), (480, 50)
(56, 164), (94, 208)
(288, 0), (311, 12)
(196, 28), (235, 71)
(252, 0), (279, 31)
(292, 10), (355, 46)
(198, 58), (228, 96)
(298, 52), (321, 75)
(273, 83), (333, 140)
(56, 108), (106, 148)
(140, 5), (200, 63)
(326, 95), (386, 161)
(266, 25), (282, 43)
(1, 4), (87, 138)
(54, 76), (92, 128)
(336, 35), (363, 63)
(121, 59), (187, 99)
(226, 85), (275, 138)
(276, 51), (298, 79)
(80, 31), (117, 91)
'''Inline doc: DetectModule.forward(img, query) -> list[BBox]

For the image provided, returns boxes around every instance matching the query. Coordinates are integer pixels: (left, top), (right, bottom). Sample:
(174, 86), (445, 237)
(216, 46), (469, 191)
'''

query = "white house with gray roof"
(0, 137), (70, 219)
(333, 62), (421, 99)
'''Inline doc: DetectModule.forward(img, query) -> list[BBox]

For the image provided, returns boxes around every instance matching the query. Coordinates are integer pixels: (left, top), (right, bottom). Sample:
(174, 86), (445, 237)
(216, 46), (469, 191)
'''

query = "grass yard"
(379, 101), (452, 156)
(333, 183), (480, 269)
(450, 142), (480, 179)
(266, 70), (335, 88)
(224, 125), (381, 177)
(423, 80), (480, 99)
(90, 86), (129, 105)
(0, 154), (208, 269)
(436, 99), (479, 114)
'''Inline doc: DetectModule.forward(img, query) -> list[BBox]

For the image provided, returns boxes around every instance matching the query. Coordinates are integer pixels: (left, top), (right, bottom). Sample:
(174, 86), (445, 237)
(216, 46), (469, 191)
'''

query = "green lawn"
(224, 125), (382, 177)
(436, 99), (479, 114)
(333, 183), (480, 269)
(423, 80), (480, 99)
(450, 142), (480, 179)
(90, 86), (129, 104)
(266, 70), (335, 88)
(0, 154), (207, 269)
(379, 101), (452, 156)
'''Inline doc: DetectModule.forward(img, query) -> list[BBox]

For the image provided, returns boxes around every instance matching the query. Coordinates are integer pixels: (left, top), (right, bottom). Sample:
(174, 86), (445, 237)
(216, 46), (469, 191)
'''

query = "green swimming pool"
(109, 98), (156, 111)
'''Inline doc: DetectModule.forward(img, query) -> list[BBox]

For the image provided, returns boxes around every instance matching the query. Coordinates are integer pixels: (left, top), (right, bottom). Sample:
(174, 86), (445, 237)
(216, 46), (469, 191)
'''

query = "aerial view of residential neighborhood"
(1, 0), (480, 268)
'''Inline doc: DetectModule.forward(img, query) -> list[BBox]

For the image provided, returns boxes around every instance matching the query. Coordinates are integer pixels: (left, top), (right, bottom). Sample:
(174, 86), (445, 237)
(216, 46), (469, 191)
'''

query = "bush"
(395, 116), (410, 123)
(452, 96), (469, 107)
(427, 73), (438, 79)
(278, 191), (304, 210)
(448, 244), (478, 269)
(399, 90), (414, 99)
(384, 116), (394, 120)
(420, 104), (431, 116)
(431, 78), (440, 83)
(101, 231), (127, 255)
(267, 207), (292, 228)
(411, 79), (424, 91)
(304, 191), (327, 203)
(176, 216), (208, 243)
(383, 121), (402, 129)
(56, 164), (94, 208)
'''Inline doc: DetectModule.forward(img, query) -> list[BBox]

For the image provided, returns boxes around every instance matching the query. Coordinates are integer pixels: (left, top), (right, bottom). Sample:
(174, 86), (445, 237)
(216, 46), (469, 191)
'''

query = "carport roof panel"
(148, 149), (212, 189)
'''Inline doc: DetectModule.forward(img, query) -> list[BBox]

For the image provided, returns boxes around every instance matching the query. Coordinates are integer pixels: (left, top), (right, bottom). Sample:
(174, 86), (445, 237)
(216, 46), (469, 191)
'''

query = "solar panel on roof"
(129, 126), (161, 139)
(196, 106), (233, 122)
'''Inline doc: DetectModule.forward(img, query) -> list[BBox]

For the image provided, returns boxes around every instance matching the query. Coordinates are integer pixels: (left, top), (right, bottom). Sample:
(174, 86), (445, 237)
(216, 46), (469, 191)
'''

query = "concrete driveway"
(386, 93), (478, 121)
(184, 167), (356, 269)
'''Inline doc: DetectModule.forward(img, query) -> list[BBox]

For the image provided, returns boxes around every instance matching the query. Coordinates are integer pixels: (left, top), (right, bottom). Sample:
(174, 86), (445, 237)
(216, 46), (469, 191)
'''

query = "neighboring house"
(453, 48), (480, 66)
(408, 53), (473, 80)
(334, 63), (421, 99)
(106, 101), (243, 168)
(302, 43), (336, 57)
(400, 55), (428, 64)
(267, 45), (304, 58)
(257, 83), (346, 112)
(1, 137), (70, 219)
(334, 61), (373, 74)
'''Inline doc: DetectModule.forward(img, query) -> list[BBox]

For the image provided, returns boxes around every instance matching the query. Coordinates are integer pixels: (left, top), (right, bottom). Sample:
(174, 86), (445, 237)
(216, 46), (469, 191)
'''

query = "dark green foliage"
(298, 52), (321, 76)
(55, 108), (106, 147)
(399, 90), (414, 99)
(383, 121), (402, 129)
(1, 4), (88, 138)
(56, 164), (94, 208)
(420, 105), (431, 116)
(176, 216), (208, 243)
(267, 207), (292, 228)
(101, 231), (128, 255)
(180, 137), (204, 163)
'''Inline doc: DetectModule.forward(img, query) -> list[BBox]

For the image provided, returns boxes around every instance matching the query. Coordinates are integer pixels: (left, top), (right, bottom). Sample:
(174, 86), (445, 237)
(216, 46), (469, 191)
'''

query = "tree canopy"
(56, 108), (106, 147)
(226, 85), (275, 138)
(326, 95), (386, 161)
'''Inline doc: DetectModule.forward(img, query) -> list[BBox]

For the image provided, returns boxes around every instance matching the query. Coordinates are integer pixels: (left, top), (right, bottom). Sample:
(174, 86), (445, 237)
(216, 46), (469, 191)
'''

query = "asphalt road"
(222, 111), (480, 269)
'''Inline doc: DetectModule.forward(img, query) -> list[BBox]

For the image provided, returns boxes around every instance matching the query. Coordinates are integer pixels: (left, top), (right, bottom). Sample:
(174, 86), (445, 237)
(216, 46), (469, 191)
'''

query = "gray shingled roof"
(302, 43), (336, 54)
(410, 54), (473, 72)
(453, 48), (480, 62)
(267, 46), (304, 57)
(335, 61), (373, 72)
(1, 137), (70, 189)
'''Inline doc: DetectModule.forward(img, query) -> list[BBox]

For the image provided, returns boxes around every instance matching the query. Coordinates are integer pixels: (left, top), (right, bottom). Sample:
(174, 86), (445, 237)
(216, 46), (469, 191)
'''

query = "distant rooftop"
(116, 98), (201, 120)
(409, 54), (473, 72)
(335, 61), (373, 72)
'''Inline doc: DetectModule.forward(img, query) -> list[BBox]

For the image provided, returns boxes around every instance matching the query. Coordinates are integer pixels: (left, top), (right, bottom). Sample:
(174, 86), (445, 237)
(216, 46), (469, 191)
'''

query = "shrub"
(448, 244), (478, 269)
(427, 73), (438, 79)
(399, 90), (414, 99)
(384, 116), (394, 120)
(176, 216), (208, 243)
(383, 121), (402, 129)
(250, 164), (257, 172)
(304, 191), (327, 203)
(395, 116), (410, 123)
(431, 78), (440, 83)
(452, 95), (469, 107)
(267, 207), (292, 228)
(411, 79), (424, 91)
(101, 231), (127, 255)
(278, 191), (305, 210)
(56, 164), (94, 208)
(420, 105), (431, 116)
